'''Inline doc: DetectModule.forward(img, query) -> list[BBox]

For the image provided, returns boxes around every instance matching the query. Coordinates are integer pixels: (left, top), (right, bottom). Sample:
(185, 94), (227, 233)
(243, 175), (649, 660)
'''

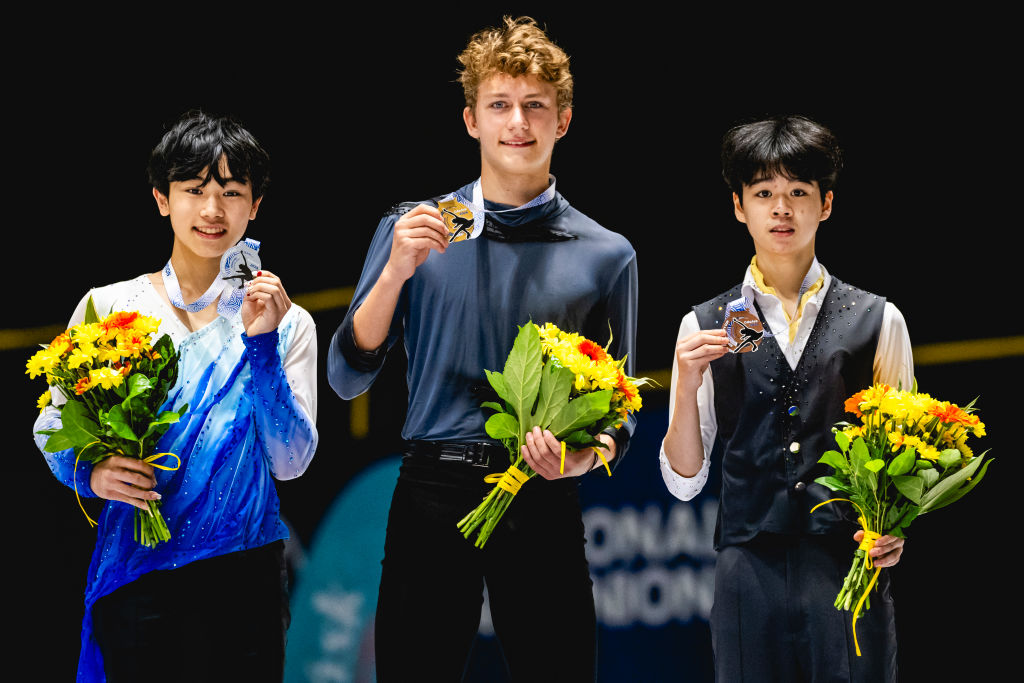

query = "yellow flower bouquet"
(814, 382), (992, 654)
(456, 321), (650, 548)
(28, 297), (187, 548)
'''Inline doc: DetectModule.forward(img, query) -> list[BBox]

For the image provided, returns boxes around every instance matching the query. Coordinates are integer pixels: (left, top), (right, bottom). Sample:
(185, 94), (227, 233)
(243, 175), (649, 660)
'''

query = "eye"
(185, 187), (203, 195)
(755, 189), (772, 198)
(792, 188), (808, 197)
(526, 101), (544, 109)
(489, 101), (507, 109)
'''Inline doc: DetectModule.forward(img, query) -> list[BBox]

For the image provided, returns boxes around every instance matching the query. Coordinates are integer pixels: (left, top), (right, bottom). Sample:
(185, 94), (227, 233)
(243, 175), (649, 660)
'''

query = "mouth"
(500, 139), (535, 148)
(193, 225), (228, 239)
(770, 225), (795, 235)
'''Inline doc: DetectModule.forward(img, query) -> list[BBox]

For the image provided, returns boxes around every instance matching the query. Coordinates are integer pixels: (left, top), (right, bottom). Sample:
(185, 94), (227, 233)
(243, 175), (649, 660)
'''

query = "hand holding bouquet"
(457, 321), (650, 548)
(814, 382), (992, 654)
(28, 297), (187, 548)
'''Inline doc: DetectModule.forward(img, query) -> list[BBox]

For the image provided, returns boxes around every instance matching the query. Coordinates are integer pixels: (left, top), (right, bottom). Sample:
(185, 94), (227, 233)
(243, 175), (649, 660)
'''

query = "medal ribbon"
(440, 176), (558, 241)
(161, 238), (260, 317)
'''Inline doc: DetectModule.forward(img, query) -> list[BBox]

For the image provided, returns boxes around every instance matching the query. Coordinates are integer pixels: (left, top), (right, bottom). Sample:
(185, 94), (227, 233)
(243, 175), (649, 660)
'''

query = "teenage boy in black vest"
(660, 115), (912, 682)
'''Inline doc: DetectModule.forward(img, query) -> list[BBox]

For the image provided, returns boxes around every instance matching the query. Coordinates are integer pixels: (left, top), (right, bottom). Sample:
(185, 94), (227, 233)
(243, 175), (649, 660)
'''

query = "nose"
(772, 195), (793, 216)
(199, 193), (224, 219)
(507, 104), (529, 130)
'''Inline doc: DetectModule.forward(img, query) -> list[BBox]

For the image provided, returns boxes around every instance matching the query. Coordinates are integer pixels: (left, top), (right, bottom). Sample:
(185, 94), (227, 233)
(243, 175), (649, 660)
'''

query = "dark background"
(8, 8), (1016, 680)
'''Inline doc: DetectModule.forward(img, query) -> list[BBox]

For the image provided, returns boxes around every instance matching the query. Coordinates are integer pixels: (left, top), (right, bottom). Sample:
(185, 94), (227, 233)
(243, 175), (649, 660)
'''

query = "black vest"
(694, 277), (885, 549)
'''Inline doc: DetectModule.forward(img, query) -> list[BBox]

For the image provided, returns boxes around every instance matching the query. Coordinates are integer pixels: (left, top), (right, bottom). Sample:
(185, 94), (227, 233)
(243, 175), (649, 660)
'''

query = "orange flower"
(104, 311), (139, 331)
(74, 377), (92, 395)
(616, 371), (637, 401)
(577, 339), (608, 362)
(927, 402), (981, 428)
(844, 383), (891, 418)
(844, 390), (868, 417)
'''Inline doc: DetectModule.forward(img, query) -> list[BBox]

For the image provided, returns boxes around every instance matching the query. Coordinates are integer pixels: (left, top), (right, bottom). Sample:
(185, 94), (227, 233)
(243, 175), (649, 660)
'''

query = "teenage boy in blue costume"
(33, 111), (318, 682)
(660, 115), (913, 682)
(329, 16), (637, 682)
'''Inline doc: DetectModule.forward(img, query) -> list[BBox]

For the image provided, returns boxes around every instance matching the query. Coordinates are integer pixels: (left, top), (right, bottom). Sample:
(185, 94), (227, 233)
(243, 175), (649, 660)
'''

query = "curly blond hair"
(457, 16), (573, 112)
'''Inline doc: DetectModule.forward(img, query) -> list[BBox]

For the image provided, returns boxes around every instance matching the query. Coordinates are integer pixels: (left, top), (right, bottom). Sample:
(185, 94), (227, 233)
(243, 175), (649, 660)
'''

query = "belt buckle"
(465, 442), (491, 468)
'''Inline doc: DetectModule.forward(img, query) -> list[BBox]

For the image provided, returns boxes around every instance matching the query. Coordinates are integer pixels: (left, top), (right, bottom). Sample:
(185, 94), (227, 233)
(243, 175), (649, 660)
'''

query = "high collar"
(456, 180), (569, 227)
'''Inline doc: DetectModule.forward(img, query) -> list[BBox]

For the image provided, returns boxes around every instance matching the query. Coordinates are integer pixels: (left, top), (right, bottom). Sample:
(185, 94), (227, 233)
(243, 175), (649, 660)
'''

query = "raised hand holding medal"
(233, 243), (293, 337)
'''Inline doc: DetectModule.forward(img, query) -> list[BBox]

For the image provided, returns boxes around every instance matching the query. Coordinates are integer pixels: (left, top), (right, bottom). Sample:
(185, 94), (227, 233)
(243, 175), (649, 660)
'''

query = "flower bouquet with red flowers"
(28, 297), (187, 548)
(456, 321), (650, 548)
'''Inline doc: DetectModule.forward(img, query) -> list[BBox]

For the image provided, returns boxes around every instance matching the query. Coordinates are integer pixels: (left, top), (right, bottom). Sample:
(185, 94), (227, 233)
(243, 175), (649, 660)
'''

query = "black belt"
(404, 440), (507, 468)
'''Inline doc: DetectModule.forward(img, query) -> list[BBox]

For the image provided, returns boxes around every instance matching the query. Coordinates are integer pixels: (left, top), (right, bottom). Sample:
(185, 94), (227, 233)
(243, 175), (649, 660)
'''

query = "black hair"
(721, 115), (842, 204)
(147, 110), (270, 200)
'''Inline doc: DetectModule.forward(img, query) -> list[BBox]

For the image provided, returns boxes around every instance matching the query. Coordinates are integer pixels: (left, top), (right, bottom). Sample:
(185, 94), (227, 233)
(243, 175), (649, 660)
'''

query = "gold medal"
(437, 197), (477, 243)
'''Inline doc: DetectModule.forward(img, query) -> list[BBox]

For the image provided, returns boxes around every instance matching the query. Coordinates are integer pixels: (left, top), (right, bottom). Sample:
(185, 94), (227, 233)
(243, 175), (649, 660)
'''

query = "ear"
(732, 192), (747, 224)
(153, 187), (170, 216)
(819, 190), (834, 222)
(463, 106), (480, 139)
(249, 196), (263, 220)
(555, 107), (573, 139)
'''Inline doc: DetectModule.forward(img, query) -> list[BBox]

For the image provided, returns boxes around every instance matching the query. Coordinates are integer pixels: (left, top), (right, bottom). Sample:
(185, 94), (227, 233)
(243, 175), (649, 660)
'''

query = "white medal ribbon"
(162, 238), (261, 317)
(438, 175), (557, 242)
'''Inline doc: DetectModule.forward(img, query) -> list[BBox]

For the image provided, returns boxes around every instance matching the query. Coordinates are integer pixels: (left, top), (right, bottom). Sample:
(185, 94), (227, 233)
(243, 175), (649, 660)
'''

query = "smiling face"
(153, 155), (262, 262)
(463, 72), (572, 188)
(733, 172), (833, 262)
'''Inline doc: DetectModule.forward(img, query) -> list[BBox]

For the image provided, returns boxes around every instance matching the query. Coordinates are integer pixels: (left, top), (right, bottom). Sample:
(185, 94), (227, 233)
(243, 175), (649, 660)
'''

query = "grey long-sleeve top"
(328, 182), (638, 455)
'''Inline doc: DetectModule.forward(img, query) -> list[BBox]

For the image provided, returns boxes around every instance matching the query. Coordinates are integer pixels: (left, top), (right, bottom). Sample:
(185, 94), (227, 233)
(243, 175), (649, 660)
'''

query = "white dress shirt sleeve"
(874, 302), (914, 389)
(660, 311), (716, 501)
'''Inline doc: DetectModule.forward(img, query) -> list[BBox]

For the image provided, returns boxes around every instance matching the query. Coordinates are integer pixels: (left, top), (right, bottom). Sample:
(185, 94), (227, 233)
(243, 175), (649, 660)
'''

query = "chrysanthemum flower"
(89, 366), (124, 390)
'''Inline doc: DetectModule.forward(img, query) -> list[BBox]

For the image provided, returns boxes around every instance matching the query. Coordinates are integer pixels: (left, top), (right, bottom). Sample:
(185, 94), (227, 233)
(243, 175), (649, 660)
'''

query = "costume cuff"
(659, 440), (709, 501)
(335, 310), (388, 373)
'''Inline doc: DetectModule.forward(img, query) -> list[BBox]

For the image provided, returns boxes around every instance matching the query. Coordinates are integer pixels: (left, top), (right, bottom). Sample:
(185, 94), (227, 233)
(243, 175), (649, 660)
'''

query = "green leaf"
(919, 455), (986, 514)
(485, 369), (512, 405)
(884, 503), (920, 536)
(865, 459), (885, 473)
(42, 431), (75, 453)
(914, 459), (934, 471)
(562, 429), (603, 452)
(54, 401), (101, 449)
(938, 449), (963, 470)
(917, 467), (939, 489)
(84, 296), (100, 324)
(531, 361), (574, 430)
(892, 475), (924, 504)
(140, 410), (183, 442)
(501, 323), (543, 437)
(547, 390), (613, 438)
(850, 437), (870, 469)
(818, 450), (849, 473)
(126, 374), (153, 399)
(103, 405), (139, 441)
(480, 401), (505, 413)
(920, 456), (993, 514)
(833, 429), (850, 452)
(887, 446), (916, 477)
(485, 413), (520, 441)
(814, 475), (853, 494)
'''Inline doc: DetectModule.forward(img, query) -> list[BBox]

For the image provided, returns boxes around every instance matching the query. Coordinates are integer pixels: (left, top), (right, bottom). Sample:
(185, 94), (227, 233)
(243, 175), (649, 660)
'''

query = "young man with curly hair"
(329, 16), (637, 682)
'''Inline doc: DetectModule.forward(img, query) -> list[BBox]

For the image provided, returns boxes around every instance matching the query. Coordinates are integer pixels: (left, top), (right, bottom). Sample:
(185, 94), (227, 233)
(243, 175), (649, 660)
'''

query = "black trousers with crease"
(374, 454), (597, 682)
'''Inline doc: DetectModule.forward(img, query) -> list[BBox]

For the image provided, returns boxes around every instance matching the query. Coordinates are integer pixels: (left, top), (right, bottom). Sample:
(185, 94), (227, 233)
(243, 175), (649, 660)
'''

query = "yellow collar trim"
(749, 256), (825, 343)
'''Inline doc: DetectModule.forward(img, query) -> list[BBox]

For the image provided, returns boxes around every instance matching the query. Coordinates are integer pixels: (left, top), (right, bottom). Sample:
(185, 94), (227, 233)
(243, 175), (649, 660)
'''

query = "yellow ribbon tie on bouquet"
(557, 440), (612, 477)
(484, 465), (531, 496)
(810, 497), (883, 657)
(73, 444), (181, 527)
